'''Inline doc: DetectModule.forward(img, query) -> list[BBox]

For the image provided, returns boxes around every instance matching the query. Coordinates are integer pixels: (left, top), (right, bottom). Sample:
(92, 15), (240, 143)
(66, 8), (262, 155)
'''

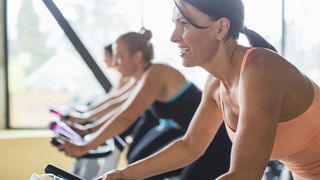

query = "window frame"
(2, 0), (9, 129)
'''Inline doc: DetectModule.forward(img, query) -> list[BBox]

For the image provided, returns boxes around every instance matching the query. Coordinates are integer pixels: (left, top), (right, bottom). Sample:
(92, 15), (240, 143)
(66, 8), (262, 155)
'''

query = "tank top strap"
(239, 48), (254, 78)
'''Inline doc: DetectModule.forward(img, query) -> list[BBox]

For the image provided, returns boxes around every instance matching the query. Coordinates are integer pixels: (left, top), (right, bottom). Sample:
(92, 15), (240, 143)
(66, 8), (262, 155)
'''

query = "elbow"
(181, 137), (207, 162)
(118, 113), (139, 130)
(125, 111), (140, 125)
(191, 147), (206, 161)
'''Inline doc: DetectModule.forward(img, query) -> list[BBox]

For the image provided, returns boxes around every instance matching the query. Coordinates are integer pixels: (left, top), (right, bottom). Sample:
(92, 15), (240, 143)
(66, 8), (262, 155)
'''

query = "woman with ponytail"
(57, 28), (232, 179)
(100, 0), (320, 179)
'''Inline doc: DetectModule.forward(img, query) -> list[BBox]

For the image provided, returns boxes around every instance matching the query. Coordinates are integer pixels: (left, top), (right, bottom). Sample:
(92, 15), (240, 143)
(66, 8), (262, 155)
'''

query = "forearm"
(85, 92), (131, 120)
(85, 93), (119, 112)
(86, 101), (123, 120)
(88, 108), (120, 132)
(120, 138), (201, 179)
(85, 113), (136, 150)
(89, 78), (135, 111)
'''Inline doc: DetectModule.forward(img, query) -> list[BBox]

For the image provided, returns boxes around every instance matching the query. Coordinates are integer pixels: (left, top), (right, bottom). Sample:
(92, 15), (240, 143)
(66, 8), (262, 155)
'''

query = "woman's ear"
(216, 17), (230, 41)
(132, 51), (144, 63)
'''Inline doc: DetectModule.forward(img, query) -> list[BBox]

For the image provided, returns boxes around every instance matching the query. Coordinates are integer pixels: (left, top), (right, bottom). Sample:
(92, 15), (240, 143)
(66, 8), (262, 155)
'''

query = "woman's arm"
(217, 52), (286, 180)
(86, 78), (136, 111)
(67, 91), (131, 124)
(58, 67), (166, 157)
(66, 106), (124, 137)
(80, 89), (133, 121)
(100, 76), (224, 179)
(67, 78), (137, 123)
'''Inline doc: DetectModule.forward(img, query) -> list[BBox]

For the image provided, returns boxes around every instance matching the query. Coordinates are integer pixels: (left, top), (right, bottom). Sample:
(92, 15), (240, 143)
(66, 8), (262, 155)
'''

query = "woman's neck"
(132, 62), (152, 81)
(205, 40), (241, 92)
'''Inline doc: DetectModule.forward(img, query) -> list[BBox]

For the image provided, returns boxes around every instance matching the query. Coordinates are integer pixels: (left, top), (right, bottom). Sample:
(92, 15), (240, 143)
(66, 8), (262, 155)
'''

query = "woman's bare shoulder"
(242, 48), (290, 83)
(246, 48), (285, 70)
(141, 63), (181, 84)
(204, 75), (221, 101)
(150, 63), (177, 71)
(148, 63), (184, 77)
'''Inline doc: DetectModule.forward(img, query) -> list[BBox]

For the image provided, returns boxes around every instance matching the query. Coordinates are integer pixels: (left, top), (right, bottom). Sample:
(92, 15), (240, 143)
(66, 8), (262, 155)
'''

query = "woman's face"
(104, 50), (114, 68)
(170, 2), (220, 67)
(113, 41), (137, 77)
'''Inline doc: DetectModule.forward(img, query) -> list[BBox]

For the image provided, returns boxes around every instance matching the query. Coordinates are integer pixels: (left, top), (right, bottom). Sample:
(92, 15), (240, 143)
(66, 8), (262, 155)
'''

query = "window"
(242, 0), (282, 50)
(9, 0), (310, 128)
(8, 0), (199, 128)
(7, 0), (141, 128)
(284, 0), (320, 84)
(243, 0), (320, 84)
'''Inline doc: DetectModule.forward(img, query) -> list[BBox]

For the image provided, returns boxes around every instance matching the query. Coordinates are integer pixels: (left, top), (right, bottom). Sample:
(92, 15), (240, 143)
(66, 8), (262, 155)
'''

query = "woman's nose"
(111, 57), (118, 66)
(170, 28), (181, 43)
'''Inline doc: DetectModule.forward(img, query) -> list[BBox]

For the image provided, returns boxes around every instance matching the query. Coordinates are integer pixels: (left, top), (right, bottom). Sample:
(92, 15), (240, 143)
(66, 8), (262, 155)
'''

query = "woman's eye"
(181, 21), (190, 28)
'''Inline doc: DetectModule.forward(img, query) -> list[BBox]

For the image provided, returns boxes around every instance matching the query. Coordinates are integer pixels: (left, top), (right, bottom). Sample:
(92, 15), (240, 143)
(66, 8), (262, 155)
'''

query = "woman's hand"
(57, 138), (89, 157)
(97, 169), (123, 180)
